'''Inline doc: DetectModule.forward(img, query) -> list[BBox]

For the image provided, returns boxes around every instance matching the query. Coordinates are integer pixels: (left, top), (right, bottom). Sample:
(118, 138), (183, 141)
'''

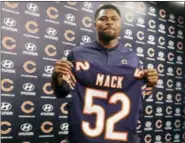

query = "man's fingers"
(70, 73), (77, 83)
(54, 69), (68, 75)
(55, 62), (72, 69)
(147, 76), (158, 81)
(54, 59), (76, 88)
(144, 69), (148, 74)
(148, 80), (158, 85)
(148, 68), (157, 71)
(54, 67), (71, 75)
(70, 80), (75, 87)
(144, 69), (158, 76)
(55, 68), (76, 82)
(57, 60), (73, 67)
(147, 72), (158, 76)
(65, 60), (73, 67)
(55, 65), (71, 71)
(58, 67), (71, 73)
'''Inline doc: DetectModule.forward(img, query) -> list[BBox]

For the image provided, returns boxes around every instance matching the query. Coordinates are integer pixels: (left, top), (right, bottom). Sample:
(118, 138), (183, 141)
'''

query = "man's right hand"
(54, 59), (77, 87)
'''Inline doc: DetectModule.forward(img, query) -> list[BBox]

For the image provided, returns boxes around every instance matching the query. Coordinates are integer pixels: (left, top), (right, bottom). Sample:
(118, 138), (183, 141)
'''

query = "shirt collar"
(92, 40), (123, 51)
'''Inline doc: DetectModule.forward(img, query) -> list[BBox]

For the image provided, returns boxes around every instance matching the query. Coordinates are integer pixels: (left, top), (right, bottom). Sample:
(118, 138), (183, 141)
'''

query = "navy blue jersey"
(67, 61), (147, 143)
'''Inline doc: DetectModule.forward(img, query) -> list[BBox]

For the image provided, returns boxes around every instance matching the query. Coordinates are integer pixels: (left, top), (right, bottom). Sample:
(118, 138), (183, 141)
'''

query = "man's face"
(95, 9), (121, 41)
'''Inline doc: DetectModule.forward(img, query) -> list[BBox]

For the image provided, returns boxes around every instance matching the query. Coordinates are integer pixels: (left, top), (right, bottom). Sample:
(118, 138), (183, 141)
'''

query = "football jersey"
(67, 61), (147, 143)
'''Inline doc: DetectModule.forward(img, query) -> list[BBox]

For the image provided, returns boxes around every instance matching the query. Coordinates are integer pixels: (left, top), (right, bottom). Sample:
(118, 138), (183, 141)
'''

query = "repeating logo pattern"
(1, 1), (184, 143)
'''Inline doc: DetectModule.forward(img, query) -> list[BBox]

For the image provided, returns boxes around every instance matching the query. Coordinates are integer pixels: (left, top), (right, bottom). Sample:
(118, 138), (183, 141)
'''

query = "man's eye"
(99, 18), (105, 21)
(112, 18), (118, 21)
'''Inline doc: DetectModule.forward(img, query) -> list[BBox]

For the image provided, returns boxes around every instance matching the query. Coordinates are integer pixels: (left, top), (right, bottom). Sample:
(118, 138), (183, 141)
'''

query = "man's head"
(94, 4), (121, 42)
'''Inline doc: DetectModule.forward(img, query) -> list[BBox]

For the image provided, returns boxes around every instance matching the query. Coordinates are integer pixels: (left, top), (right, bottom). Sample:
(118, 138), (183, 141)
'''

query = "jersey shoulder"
(72, 41), (97, 52)
(67, 41), (96, 61)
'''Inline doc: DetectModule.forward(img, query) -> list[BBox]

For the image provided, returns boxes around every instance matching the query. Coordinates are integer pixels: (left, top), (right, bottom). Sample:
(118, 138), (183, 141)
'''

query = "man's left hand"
(144, 69), (158, 87)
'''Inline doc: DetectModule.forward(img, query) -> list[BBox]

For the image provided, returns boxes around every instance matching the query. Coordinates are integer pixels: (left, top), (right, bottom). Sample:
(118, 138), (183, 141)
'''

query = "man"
(52, 4), (158, 143)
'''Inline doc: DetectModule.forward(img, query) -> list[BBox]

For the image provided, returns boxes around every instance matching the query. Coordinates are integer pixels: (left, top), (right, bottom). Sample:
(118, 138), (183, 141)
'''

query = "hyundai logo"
(156, 107), (162, 113)
(3, 18), (16, 27)
(148, 35), (155, 41)
(1, 102), (12, 111)
(23, 83), (35, 92)
(42, 104), (53, 112)
(145, 121), (152, 128)
(83, 2), (92, 9)
(175, 134), (180, 140)
(167, 67), (173, 73)
(166, 121), (171, 127)
(158, 52), (164, 58)
(64, 50), (71, 57)
(149, 7), (156, 13)
(21, 123), (32, 132)
(177, 56), (182, 62)
(159, 24), (165, 31)
(27, 3), (39, 12)
(155, 135), (161, 141)
(125, 29), (132, 36)
(176, 82), (181, 88)
(1, 60), (14, 69)
(169, 14), (175, 20)
(175, 108), (180, 114)
(44, 66), (54, 74)
(25, 43), (37, 52)
(60, 123), (69, 131)
(157, 79), (163, 85)
(147, 64), (154, 69)
(137, 47), (143, 54)
(178, 30), (183, 36)
(82, 35), (91, 43)
(168, 40), (174, 46)
(138, 17), (144, 24)
(46, 27), (57, 36)
(65, 13), (75, 22)
(167, 94), (172, 100)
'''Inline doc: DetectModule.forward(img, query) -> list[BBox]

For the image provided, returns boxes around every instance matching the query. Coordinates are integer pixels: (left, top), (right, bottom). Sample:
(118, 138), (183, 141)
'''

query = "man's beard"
(99, 31), (116, 42)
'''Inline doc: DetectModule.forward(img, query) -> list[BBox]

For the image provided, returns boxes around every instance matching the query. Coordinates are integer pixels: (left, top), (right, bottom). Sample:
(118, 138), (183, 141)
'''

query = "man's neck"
(97, 38), (119, 49)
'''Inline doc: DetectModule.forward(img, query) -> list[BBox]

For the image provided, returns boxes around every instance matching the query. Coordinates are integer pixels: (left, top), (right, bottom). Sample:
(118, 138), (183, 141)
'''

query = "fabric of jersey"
(67, 61), (145, 143)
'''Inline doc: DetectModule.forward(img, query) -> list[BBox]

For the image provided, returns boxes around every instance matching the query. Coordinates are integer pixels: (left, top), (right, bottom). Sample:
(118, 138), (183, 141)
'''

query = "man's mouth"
(104, 28), (115, 31)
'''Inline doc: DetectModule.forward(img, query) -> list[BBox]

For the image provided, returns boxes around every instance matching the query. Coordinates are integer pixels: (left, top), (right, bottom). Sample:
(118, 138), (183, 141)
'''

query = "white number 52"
(82, 88), (131, 142)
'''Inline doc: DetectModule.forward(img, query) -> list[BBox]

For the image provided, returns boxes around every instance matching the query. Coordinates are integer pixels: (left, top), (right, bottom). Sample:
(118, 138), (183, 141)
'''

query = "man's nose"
(106, 19), (113, 25)
(106, 18), (113, 24)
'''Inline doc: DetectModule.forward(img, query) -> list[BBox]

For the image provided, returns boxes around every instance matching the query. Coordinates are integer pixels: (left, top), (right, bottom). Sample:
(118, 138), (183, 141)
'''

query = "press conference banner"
(1, 2), (185, 143)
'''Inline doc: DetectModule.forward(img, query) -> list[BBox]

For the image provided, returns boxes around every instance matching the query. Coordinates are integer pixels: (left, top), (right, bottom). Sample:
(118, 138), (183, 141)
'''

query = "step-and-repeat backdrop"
(1, 1), (185, 143)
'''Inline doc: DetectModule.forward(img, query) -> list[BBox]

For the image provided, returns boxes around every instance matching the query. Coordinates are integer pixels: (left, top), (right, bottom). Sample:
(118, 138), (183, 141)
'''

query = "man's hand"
(54, 59), (76, 87)
(144, 68), (158, 87)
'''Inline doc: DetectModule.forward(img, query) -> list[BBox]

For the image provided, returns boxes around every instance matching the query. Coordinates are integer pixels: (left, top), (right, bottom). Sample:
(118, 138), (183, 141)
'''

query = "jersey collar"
(93, 40), (123, 51)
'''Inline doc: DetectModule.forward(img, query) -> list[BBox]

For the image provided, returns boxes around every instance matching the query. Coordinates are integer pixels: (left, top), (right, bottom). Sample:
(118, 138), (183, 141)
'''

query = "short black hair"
(95, 4), (121, 20)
